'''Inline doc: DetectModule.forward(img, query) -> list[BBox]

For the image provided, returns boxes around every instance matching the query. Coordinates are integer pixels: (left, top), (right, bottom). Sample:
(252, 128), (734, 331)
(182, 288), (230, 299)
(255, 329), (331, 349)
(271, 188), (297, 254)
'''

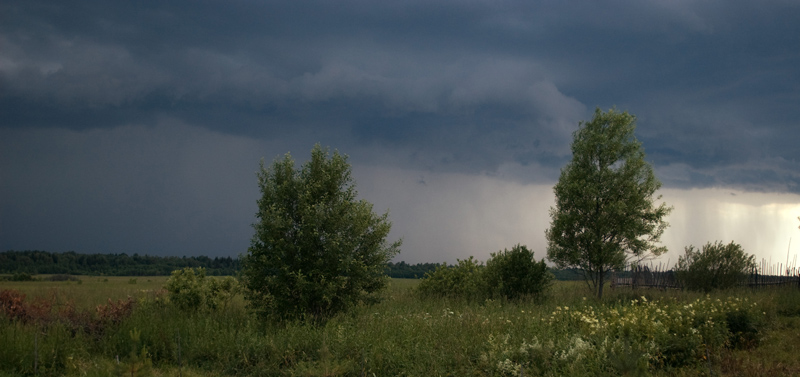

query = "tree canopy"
(546, 108), (672, 299)
(242, 144), (401, 323)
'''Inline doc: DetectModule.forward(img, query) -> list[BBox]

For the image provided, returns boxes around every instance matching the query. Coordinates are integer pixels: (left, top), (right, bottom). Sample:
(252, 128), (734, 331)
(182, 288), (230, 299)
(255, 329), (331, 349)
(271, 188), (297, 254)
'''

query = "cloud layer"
(3, 0), (799, 190)
(2, 0), (799, 258)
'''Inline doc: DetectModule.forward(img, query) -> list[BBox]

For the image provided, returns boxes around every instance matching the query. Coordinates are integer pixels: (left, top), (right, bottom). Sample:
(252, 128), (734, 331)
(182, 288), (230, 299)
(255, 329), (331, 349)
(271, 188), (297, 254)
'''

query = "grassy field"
(2, 276), (800, 376)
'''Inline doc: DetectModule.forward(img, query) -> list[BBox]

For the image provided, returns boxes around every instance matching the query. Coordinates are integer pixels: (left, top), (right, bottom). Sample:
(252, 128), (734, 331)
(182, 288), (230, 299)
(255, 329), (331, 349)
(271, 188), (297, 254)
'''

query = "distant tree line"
(1, 250), (587, 280)
(0, 250), (240, 276)
(383, 261), (440, 278)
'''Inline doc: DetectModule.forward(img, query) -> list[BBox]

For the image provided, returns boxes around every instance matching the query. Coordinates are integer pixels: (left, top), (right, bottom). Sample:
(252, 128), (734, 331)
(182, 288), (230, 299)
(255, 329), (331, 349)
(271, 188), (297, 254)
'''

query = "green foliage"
(242, 144), (401, 323)
(164, 267), (240, 311)
(725, 308), (763, 349)
(205, 275), (241, 311)
(675, 241), (757, 292)
(546, 108), (672, 299)
(485, 245), (553, 301)
(113, 328), (153, 377)
(0, 251), (441, 280)
(1, 277), (795, 376)
(417, 246), (553, 301)
(0, 250), (240, 276)
(416, 257), (487, 299)
(0, 322), (82, 376)
(10, 272), (35, 281)
(775, 289), (800, 317)
(384, 261), (440, 278)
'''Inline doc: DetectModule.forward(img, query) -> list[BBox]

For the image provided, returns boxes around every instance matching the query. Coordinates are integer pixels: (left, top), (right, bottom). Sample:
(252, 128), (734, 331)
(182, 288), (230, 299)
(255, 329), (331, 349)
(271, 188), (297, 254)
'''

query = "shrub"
(11, 272), (36, 281)
(165, 267), (240, 311)
(416, 256), (487, 299)
(725, 308), (763, 349)
(242, 145), (400, 323)
(675, 241), (756, 292)
(205, 274), (241, 310)
(484, 244), (553, 301)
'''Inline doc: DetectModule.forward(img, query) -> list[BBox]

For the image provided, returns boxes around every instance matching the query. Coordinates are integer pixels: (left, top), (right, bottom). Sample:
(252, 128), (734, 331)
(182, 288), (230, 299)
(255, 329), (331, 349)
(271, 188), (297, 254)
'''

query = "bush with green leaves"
(10, 272), (35, 281)
(165, 267), (240, 311)
(416, 256), (487, 299)
(675, 241), (756, 292)
(242, 145), (401, 323)
(485, 244), (553, 301)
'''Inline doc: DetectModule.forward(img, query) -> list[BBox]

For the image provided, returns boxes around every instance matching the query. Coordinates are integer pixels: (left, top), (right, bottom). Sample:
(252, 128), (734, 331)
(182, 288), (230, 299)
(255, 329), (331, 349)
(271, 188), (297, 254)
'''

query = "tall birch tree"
(546, 108), (672, 299)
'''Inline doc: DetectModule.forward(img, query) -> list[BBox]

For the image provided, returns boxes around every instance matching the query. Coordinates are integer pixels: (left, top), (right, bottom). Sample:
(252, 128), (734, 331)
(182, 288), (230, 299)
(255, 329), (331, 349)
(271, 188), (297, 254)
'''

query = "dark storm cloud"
(0, 122), (267, 256)
(2, 0), (799, 189)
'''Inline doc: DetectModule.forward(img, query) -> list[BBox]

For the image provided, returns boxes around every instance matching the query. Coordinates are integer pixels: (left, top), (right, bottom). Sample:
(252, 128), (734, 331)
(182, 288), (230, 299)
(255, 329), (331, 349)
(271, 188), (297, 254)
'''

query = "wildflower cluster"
(474, 295), (765, 376)
(543, 296), (764, 371)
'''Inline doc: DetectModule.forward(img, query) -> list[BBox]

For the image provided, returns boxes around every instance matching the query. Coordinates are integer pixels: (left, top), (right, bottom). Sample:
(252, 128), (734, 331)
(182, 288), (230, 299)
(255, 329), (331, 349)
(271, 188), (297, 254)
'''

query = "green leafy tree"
(675, 241), (756, 292)
(242, 144), (401, 323)
(546, 108), (672, 299)
(485, 244), (553, 301)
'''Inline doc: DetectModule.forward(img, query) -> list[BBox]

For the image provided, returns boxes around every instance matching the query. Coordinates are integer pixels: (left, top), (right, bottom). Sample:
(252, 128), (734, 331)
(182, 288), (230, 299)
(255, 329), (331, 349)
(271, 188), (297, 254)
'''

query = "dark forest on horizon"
(0, 250), (584, 280)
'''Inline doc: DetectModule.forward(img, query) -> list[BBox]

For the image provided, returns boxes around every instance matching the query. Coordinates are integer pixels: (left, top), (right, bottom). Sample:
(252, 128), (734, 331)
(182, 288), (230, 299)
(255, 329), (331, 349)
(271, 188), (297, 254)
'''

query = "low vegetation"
(164, 267), (240, 311)
(2, 275), (800, 376)
(676, 241), (757, 292)
(417, 245), (552, 302)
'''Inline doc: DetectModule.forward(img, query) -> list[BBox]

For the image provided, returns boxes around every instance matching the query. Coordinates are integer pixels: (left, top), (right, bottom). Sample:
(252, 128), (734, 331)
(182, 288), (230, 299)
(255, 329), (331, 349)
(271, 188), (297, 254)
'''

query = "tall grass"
(2, 277), (799, 376)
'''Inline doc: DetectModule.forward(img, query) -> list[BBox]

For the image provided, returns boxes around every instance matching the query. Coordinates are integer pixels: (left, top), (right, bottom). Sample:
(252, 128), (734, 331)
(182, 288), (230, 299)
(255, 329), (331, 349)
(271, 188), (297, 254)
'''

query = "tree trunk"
(597, 269), (604, 299)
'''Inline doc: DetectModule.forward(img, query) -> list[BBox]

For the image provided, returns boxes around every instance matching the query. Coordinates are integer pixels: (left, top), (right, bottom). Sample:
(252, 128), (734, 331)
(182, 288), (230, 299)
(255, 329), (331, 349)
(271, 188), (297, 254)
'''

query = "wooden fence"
(612, 259), (800, 290)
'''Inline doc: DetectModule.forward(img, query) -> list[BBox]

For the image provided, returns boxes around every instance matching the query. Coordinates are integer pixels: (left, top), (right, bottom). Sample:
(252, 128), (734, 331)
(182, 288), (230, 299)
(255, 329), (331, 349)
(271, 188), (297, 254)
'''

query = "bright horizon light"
(356, 166), (800, 269)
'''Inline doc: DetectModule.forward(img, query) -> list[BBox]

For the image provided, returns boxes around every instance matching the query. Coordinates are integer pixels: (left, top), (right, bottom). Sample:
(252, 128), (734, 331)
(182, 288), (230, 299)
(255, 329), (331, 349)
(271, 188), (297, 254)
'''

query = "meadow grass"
(2, 277), (800, 376)
(0, 276), (169, 310)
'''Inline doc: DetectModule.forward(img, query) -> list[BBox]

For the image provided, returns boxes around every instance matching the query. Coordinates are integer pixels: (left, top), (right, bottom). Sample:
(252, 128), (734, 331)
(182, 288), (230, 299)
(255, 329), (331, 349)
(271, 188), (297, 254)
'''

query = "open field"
(2, 277), (800, 376)
(0, 276), (169, 310)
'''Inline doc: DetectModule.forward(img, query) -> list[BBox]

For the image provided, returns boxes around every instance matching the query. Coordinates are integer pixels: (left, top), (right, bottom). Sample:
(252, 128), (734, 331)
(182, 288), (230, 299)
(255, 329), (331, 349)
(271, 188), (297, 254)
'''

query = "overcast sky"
(2, 0), (799, 266)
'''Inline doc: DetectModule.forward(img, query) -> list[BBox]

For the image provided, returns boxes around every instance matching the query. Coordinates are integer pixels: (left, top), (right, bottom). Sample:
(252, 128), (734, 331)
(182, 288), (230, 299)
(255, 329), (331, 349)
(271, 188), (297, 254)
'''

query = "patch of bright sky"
(659, 188), (800, 270)
(355, 166), (800, 268)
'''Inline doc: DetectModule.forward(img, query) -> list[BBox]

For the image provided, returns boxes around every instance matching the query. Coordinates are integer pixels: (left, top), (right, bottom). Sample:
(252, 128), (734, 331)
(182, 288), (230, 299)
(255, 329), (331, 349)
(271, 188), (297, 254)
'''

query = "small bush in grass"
(725, 308), (763, 349)
(675, 241), (756, 292)
(417, 246), (553, 301)
(165, 267), (240, 311)
(416, 257), (487, 299)
(11, 272), (36, 281)
(205, 274), (241, 310)
(485, 244), (553, 301)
